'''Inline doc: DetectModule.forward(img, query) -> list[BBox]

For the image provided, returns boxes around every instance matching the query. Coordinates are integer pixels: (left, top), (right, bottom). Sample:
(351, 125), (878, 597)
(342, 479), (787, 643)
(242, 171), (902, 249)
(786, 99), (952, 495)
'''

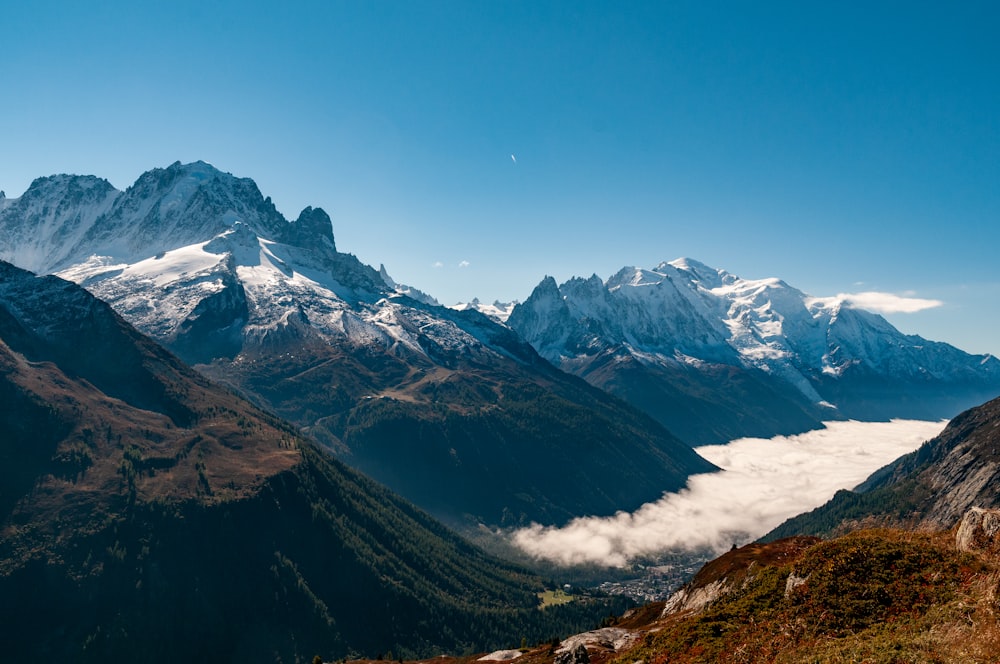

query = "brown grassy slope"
(0, 335), (301, 555)
(406, 529), (1000, 664)
(0, 265), (304, 559)
(613, 529), (1000, 664)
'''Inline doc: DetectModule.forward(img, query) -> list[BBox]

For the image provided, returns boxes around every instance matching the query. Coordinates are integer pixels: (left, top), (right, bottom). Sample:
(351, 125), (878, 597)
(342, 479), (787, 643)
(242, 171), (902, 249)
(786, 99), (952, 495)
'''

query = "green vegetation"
(764, 479), (934, 541)
(537, 589), (576, 609)
(315, 378), (710, 528)
(0, 439), (632, 662)
(616, 529), (999, 664)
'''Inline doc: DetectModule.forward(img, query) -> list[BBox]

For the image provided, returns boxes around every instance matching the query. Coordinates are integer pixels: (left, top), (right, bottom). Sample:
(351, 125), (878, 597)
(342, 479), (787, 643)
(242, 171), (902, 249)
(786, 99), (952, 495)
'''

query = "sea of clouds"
(512, 419), (946, 567)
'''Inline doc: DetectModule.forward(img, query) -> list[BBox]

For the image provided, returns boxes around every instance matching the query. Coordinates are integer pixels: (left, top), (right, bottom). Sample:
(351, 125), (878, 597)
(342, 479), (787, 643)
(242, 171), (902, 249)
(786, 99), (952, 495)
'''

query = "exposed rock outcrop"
(660, 537), (821, 618)
(555, 628), (641, 656)
(661, 579), (727, 616)
(553, 643), (590, 664)
(956, 507), (1000, 554)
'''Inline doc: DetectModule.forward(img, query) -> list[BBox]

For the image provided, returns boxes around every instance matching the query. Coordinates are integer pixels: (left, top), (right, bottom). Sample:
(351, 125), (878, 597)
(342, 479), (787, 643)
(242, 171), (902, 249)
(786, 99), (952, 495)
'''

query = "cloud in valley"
(512, 419), (946, 567)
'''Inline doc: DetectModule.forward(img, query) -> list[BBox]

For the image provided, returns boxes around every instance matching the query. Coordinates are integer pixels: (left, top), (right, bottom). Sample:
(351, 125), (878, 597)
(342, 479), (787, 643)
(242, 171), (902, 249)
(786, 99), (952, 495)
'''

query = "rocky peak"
(0, 175), (120, 274)
(378, 263), (396, 287)
(562, 274), (607, 300)
(288, 206), (336, 250)
(97, 161), (287, 255)
(508, 257), (1000, 427)
(507, 276), (575, 348)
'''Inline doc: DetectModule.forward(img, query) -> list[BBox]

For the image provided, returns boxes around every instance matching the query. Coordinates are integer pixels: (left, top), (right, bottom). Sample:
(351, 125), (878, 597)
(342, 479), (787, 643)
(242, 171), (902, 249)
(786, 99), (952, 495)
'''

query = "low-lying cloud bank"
(512, 419), (946, 567)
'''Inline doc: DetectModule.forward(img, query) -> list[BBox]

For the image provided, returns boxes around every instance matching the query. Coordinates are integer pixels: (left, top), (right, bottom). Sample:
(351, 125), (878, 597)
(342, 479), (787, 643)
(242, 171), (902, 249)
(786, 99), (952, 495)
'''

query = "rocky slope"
(0, 162), (715, 527)
(0, 260), (633, 662)
(507, 259), (1000, 444)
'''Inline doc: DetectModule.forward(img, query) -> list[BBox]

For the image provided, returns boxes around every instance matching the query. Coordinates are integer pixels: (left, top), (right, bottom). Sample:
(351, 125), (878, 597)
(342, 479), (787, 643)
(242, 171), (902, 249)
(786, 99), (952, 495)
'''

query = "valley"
(2, 161), (999, 662)
(511, 418), (946, 567)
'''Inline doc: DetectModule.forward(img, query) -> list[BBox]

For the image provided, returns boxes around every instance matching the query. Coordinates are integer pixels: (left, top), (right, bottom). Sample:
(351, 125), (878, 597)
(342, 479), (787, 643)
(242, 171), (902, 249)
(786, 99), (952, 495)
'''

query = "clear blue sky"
(2, 1), (998, 356)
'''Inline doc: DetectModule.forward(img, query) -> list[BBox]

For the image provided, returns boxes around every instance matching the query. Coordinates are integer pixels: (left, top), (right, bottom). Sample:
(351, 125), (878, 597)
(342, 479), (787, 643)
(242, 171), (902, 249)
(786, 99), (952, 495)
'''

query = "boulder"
(956, 507), (1000, 553)
(554, 643), (590, 664)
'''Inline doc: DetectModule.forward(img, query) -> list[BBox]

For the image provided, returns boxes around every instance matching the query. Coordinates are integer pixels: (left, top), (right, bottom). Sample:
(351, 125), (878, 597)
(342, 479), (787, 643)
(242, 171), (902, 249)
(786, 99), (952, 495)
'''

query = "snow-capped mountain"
(507, 259), (1000, 444)
(1, 161), (485, 363)
(0, 161), (715, 527)
(449, 298), (518, 323)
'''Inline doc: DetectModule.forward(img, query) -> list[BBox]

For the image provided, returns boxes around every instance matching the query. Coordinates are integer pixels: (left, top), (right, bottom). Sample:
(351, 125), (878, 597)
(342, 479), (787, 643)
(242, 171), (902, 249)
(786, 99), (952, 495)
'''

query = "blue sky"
(2, 1), (998, 356)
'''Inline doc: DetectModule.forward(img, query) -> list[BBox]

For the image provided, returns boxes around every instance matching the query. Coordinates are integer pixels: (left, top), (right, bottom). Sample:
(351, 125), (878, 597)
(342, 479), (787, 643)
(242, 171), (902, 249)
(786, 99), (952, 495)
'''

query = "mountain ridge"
(0, 162), (715, 528)
(506, 259), (1000, 444)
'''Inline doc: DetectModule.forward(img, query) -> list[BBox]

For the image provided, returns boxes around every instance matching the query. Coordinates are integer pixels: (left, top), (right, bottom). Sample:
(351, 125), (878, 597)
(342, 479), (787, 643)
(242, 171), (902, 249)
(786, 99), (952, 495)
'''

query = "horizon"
(2, 2), (997, 356)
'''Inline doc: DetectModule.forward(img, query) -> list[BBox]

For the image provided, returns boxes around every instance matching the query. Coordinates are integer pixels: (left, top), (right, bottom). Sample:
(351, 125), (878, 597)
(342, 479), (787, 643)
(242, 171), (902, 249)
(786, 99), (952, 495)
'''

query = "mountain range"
(0, 161), (713, 528)
(0, 259), (631, 662)
(5, 160), (1000, 661)
(506, 260), (1000, 444)
(4, 161), (998, 525)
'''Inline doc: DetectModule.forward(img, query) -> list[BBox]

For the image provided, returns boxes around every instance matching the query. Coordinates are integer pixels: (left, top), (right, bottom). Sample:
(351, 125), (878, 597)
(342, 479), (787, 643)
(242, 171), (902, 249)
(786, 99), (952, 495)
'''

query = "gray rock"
(956, 507), (1000, 553)
(554, 643), (589, 664)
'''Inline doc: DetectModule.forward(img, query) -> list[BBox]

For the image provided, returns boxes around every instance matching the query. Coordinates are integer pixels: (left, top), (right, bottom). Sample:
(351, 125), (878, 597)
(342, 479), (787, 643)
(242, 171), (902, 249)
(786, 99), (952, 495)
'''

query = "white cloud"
(432, 261), (444, 268)
(511, 419), (945, 567)
(459, 260), (470, 268)
(840, 291), (944, 314)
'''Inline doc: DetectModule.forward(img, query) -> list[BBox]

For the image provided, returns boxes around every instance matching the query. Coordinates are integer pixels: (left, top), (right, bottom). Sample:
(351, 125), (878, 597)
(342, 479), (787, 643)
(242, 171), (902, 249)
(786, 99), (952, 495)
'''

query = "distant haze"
(513, 419), (946, 567)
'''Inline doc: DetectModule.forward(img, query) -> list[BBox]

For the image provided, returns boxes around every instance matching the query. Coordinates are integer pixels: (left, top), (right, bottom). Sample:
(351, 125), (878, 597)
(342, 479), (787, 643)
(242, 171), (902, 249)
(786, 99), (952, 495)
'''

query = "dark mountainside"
(0, 162), (716, 529)
(765, 394), (1000, 541)
(203, 305), (717, 528)
(560, 346), (825, 446)
(0, 261), (629, 663)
